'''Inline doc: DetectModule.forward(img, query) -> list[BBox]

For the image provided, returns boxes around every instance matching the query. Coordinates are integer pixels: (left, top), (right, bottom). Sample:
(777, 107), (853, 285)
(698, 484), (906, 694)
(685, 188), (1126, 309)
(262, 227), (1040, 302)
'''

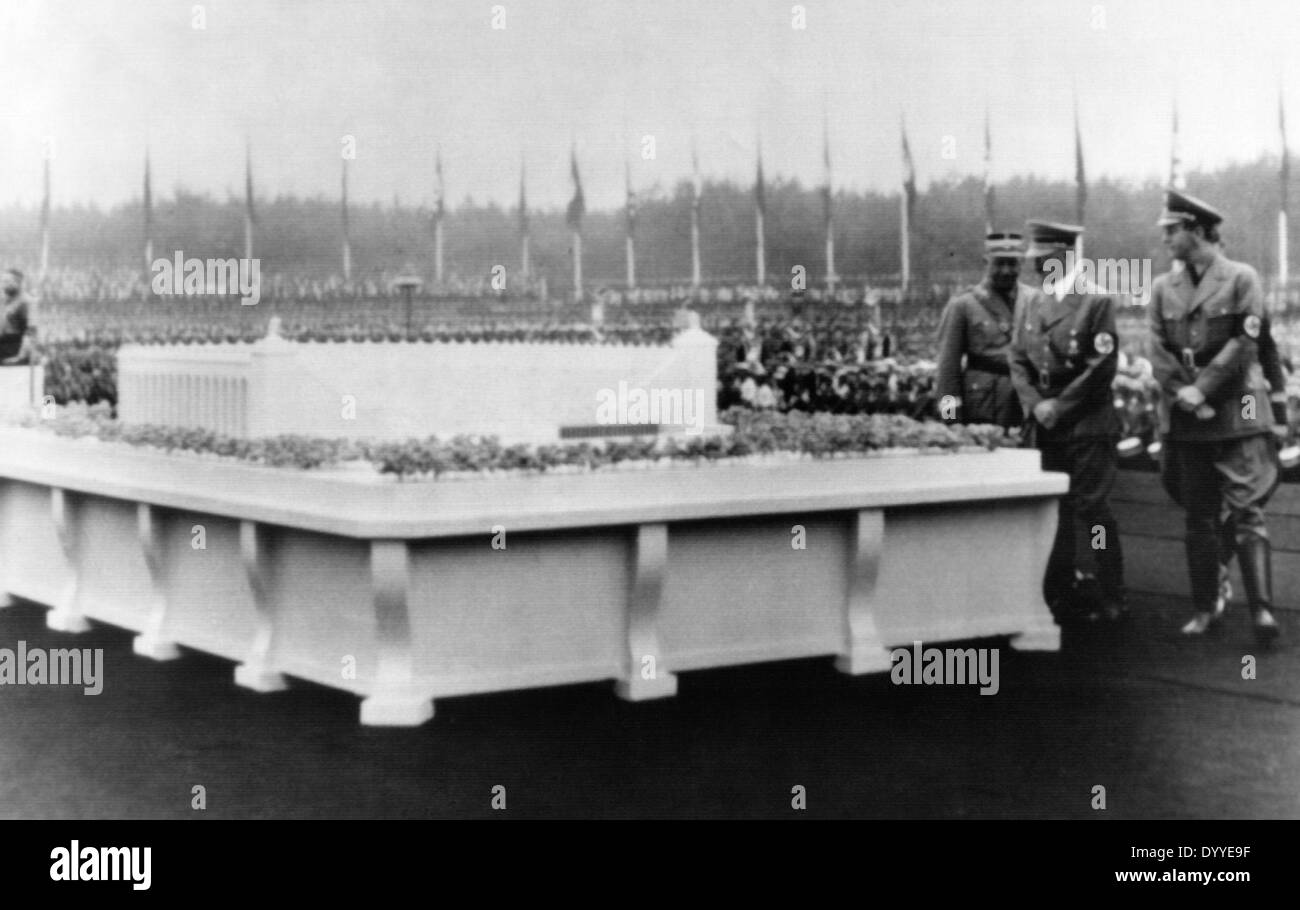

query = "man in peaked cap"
(1148, 189), (1281, 644)
(1010, 220), (1126, 630)
(934, 232), (1031, 428)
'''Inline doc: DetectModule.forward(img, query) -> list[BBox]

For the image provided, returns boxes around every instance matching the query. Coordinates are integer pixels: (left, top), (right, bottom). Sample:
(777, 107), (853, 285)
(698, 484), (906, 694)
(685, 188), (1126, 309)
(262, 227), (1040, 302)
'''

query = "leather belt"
(966, 353), (1010, 376)
(1038, 368), (1079, 390)
(1171, 345), (1214, 372)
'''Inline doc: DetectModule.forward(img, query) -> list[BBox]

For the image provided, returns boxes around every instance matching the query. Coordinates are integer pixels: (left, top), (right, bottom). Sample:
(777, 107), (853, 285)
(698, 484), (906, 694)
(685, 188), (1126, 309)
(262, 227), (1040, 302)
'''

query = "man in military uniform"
(0, 269), (36, 365)
(935, 233), (1029, 427)
(1148, 190), (1281, 643)
(1212, 303), (1291, 616)
(1009, 221), (1125, 626)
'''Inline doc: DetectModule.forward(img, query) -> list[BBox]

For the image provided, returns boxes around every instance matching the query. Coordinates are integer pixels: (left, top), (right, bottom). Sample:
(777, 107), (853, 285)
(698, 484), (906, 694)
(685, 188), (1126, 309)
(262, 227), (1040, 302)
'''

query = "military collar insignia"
(973, 279), (1014, 319)
(1037, 292), (1074, 329)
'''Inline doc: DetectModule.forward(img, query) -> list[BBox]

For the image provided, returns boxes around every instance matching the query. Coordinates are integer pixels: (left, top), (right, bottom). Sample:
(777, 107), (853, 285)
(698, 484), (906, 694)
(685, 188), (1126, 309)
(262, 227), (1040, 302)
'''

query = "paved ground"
(0, 592), (1296, 819)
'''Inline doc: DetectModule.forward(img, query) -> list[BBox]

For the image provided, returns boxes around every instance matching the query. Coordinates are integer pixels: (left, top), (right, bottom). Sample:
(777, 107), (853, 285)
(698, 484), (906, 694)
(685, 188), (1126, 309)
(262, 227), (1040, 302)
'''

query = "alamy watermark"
(595, 381), (707, 435)
(1043, 252), (1152, 297)
(0, 640), (103, 694)
(50, 841), (150, 890)
(151, 251), (261, 305)
(890, 641), (1000, 695)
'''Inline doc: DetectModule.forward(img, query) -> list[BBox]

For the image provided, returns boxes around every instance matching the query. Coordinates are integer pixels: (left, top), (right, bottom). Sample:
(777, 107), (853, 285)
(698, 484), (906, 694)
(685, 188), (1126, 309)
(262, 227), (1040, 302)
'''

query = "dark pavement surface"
(0, 593), (1296, 819)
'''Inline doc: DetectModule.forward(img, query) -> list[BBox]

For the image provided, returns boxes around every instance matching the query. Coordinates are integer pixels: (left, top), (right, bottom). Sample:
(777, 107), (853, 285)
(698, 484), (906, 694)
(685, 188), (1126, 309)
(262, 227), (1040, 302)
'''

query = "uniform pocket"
(973, 318), (1001, 343)
(1203, 313), (1235, 353)
(1162, 318), (1184, 347)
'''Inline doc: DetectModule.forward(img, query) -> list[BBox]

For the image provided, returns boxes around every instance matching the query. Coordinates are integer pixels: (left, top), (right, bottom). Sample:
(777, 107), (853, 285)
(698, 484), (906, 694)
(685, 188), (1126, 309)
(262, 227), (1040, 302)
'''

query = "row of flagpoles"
(33, 95), (1294, 301)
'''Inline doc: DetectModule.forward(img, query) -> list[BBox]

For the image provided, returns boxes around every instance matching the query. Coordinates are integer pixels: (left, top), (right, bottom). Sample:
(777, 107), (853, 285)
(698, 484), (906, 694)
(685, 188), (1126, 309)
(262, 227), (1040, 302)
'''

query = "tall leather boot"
(1237, 536), (1281, 646)
(1215, 522), (1235, 613)
(1044, 501), (1076, 625)
(1181, 520), (1223, 635)
(1098, 520), (1128, 623)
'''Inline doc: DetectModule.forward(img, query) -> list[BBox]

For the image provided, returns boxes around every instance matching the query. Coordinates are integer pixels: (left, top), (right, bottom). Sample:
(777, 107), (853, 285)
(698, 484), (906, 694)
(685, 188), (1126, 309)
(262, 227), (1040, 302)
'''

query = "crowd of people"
(588, 280), (960, 309)
(17, 264), (553, 306)
(11, 260), (1299, 453)
(21, 259), (966, 308)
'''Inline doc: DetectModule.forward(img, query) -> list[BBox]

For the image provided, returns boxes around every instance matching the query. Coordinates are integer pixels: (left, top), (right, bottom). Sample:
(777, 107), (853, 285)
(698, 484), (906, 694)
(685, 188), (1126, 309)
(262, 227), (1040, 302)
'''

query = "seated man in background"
(0, 269), (37, 365)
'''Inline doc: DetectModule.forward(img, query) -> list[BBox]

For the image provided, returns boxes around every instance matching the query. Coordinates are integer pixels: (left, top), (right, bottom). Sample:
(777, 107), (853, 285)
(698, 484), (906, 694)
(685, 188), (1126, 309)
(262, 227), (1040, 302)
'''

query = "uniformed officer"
(0, 268), (36, 365)
(1009, 220), (1126, 626)
(1212, 306), (1291, 616)
(1148, 190), (1281, 643)
(935, 232), (1029, 427)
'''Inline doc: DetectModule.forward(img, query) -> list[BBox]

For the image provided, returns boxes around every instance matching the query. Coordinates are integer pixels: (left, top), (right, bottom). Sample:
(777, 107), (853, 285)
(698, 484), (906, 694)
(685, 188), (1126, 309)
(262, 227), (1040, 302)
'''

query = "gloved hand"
(1176, 384), (1206, 412)
(1033, 399), (1060, 430)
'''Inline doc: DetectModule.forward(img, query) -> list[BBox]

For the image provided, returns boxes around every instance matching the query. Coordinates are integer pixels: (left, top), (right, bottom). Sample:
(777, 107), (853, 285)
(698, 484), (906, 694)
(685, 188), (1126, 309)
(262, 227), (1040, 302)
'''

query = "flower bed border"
(14, 403), (1014, 480)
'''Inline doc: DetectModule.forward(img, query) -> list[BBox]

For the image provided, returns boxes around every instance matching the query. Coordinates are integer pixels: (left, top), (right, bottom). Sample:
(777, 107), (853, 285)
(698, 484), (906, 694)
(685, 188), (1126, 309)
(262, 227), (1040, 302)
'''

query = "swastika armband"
(1242, 314), (1262, 339)
(1093, 332), (1115, 355)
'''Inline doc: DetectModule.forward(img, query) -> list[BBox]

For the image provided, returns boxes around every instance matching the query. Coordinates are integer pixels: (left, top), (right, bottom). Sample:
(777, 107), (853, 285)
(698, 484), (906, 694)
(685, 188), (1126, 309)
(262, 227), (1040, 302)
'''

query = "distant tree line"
(1, 153), (1293, 294)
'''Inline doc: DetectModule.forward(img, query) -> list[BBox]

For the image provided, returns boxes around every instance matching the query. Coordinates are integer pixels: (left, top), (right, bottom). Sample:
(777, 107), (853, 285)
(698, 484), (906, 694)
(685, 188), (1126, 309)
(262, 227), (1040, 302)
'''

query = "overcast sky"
(2, 0), (1298, 212)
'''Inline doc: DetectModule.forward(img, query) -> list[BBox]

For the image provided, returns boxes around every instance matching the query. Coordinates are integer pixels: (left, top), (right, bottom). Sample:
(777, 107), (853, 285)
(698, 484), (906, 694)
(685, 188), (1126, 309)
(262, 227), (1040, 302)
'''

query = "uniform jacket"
(0, 293), (34, 362)
(0, 293), (32, 340)
(1009, 280), (1120, 440)
(935, 278), (1029, 426)
(1147, 252), (1273, 442)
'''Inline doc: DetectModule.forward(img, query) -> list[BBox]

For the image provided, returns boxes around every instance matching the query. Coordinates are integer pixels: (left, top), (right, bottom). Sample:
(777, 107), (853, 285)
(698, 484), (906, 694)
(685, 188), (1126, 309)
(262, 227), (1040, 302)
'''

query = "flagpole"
(900, 190), (910, 298)
(690, 209), (701, 288)
(825, 225), (835, 293)
(983, 107), (994, 234)
(40, 160), (49, 280)
(519, 154), (530, 280)
(143, 149), (153, 272)
(434, 147), (445, 285)
(1074, 91), (1086, 228)
(755, 132), (766, 286)
(243, 143), (254, 262)
(567, 142), (585, 303)
(1170, 97), (1185, 274)
(341, 159), (352, 281)
(567, 142), (584, 303)
(573, 230), (583, 302)
(900, 114), (917, 301)
(625, 159), (636, 289)
(434, 220), (444, 285)
(1281, 87), (1290, 305)
(823, 105), (835, 293)
(690, 142), (702, 289)
(1279, 212), (1289, 297)
(1073, 89), (1088, 271)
